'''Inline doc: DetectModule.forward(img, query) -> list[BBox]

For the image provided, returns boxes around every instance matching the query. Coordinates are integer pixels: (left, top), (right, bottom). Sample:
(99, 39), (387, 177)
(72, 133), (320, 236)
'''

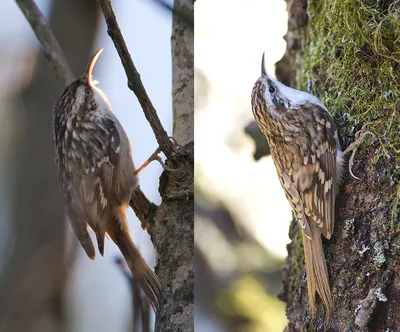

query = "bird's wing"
(278, 168), (312, 238)
(305, 110), (338, 239)
(278, 110), (338, 240)
(55, 127), (97, 259)
(78, 117), (121, 256)
(63, 180), (96, 259)
(302, 138), (337, 239)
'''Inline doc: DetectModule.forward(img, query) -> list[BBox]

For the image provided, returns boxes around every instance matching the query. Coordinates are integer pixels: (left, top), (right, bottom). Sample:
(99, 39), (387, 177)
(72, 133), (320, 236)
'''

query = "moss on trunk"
(277, 0), (400, 330)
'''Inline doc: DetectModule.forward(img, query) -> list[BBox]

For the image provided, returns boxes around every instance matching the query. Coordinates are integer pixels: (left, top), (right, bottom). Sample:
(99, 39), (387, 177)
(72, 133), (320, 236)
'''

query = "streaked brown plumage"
(53, 49), (161, 311)
(251, 54), (343, 316)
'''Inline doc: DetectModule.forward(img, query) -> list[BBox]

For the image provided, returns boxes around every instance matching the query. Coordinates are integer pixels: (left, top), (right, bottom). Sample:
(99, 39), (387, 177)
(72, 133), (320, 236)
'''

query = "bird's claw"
(342, 124), (375, 180)
(135, 137), (181, 175)
(169, 136), (182, 153)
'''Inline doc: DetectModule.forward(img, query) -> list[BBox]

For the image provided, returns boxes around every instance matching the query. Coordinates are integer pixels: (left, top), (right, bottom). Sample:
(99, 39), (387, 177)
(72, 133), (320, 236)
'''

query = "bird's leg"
(342, 124), (375, 180)
(135, 137), (181, 175)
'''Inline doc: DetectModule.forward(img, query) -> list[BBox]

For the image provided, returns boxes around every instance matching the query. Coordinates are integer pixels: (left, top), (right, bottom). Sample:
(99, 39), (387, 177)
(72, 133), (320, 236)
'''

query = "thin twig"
(97, 0), (175, 158)
(16, 0), (75, 87)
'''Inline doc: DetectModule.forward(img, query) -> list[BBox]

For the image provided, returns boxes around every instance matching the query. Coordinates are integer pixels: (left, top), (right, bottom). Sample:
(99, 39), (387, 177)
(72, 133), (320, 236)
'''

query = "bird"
(53, 48), (162, 311)
(251, 53), (343, 317)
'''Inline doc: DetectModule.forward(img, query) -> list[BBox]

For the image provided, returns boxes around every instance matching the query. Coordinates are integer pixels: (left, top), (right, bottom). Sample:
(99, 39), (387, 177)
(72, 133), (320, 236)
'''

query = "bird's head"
(252, 52), (325, 121)
(54, 48), (110, 115)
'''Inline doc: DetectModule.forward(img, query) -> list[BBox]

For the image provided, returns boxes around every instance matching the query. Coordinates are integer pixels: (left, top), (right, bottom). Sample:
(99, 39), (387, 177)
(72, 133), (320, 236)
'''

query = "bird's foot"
(342, 124), (375, 180)
(135, 137), (181, 175)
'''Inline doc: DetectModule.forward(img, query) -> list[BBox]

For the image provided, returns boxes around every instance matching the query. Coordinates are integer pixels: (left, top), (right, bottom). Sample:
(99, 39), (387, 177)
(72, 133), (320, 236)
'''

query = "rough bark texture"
(0, 1), (99, 331)
(276, 0), (400, 331)
(153, 0), (194, 331)
(172, 0), (194, 146)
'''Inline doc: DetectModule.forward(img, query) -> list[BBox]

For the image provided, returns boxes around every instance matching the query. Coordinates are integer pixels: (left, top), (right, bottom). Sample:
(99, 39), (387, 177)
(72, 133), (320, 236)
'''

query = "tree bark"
(277, 0), (400, 330)
(172, 0), (194, 147)
(153, 0), (194, 331)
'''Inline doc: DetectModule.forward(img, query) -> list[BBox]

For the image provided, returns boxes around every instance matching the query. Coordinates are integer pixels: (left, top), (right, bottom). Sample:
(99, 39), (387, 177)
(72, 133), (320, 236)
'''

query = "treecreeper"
(251, 53), (344, 318)
(53, 49), (162, 311)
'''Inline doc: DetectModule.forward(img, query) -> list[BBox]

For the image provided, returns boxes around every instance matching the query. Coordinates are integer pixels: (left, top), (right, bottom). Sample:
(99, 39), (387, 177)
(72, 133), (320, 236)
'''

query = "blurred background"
(195, 1), (291, 331)
(0, 0), (172, 331)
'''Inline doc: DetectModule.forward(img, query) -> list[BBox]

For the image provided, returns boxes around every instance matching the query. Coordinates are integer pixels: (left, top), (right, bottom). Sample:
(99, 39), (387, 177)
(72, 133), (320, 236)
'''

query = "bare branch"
(130, 187), (158, 231)
(97, 0), (175, 158)
(16, 0), (75, 87)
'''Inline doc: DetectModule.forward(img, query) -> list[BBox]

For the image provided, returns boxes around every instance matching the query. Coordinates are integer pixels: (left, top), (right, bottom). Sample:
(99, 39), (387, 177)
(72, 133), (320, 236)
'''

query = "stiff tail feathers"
(302, 226), (332, 317)
(113, 230), (162, 312)
(132, 256), (163, 311)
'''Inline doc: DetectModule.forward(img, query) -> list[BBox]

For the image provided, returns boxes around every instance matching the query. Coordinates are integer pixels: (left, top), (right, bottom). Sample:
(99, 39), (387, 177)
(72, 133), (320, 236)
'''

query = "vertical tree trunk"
(154, 0), (194, 331)
(277, 0), (400, 330)
(0, 1), (99, 331)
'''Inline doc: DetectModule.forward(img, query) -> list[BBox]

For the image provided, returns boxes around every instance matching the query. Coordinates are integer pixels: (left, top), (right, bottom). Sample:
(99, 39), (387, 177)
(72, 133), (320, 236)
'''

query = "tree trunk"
(154, 0), (194, 331)
(277, 0), (400, 330)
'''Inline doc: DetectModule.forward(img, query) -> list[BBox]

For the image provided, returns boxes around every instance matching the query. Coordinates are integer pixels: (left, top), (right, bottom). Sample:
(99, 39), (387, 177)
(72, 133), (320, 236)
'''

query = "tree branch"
(130, 187), (158, 232)
(97, 0), (175, 158)
(16, 0), (75, 86)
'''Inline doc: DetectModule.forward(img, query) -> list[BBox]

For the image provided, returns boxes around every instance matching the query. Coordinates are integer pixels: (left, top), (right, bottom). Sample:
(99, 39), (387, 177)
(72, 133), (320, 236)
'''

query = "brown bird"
(53, 49), (162, 311)
(251, 53), (343, 317)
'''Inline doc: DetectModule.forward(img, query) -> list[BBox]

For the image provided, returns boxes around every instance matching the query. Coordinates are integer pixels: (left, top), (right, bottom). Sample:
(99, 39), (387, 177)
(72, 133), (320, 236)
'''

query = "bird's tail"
(302, 226), (332, 317)
(111, 226), (162, 312)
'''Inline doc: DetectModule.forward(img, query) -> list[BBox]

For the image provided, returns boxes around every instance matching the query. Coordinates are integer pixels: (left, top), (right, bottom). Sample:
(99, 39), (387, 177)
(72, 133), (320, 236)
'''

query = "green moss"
(294, 228), (305, 270)
(293, 0), (400, 222)
(289, 228), (305, 293)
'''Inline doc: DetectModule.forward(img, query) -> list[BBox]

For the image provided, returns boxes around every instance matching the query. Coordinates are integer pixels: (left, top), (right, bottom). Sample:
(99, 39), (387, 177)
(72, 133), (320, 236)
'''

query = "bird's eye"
(85, 87), (91, 95)
(268, 86), (275, 93)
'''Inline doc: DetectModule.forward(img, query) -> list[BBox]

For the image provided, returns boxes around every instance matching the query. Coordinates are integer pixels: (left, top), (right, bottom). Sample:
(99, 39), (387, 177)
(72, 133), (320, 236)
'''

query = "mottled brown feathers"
(251, 69), (342, 317)
(52, 50), (162, 311)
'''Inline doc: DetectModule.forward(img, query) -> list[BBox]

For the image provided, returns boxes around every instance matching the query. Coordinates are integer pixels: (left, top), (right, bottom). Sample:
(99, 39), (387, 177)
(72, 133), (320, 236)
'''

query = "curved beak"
(261, 52), (266, 76)
(85, 48), (104, 85)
